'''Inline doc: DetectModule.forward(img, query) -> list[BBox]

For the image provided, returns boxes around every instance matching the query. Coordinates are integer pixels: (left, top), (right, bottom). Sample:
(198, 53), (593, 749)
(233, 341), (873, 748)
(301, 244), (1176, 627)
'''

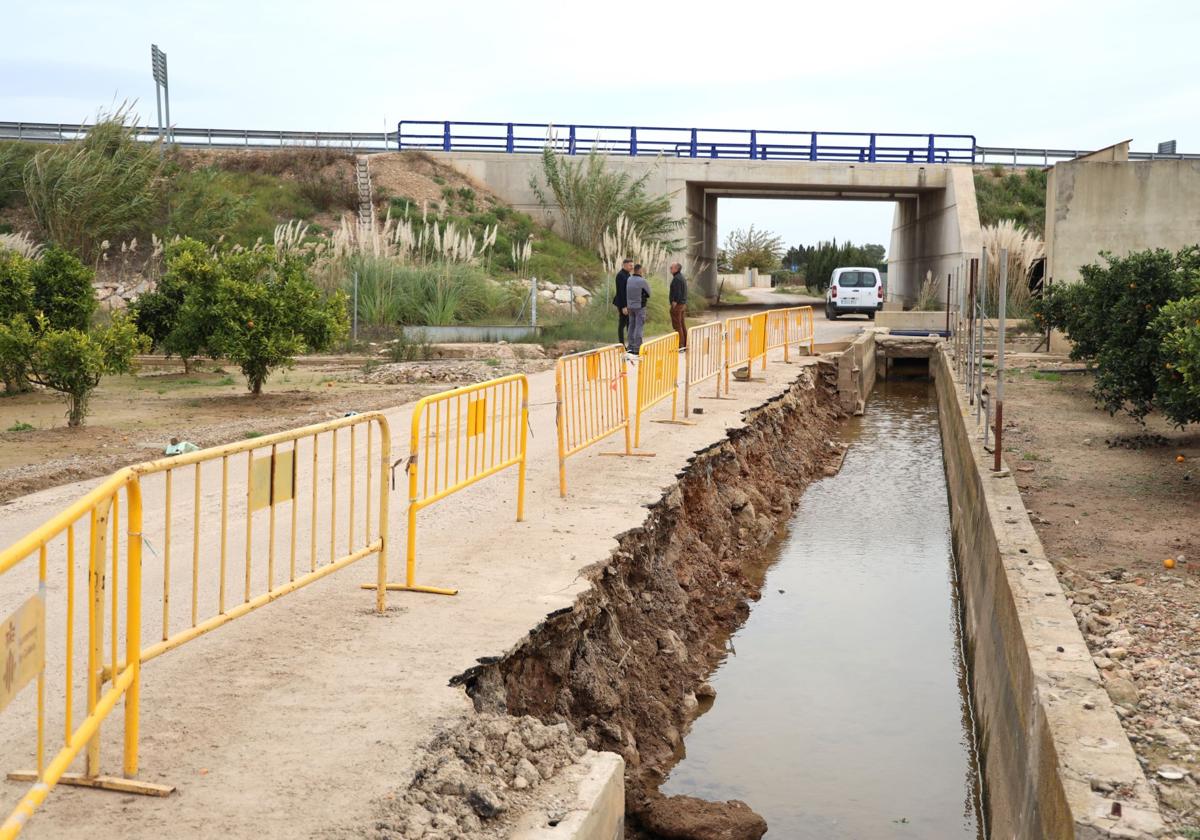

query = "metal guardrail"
(0, 121), (395, 151)
(2, 120), (1195, 166)
(976, 145), (1200, 167)
(397, 120), (978, 163)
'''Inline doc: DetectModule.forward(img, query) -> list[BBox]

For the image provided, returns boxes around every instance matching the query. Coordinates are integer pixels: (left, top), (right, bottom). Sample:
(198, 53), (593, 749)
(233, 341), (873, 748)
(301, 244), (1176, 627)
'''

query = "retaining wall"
(834, 329), (877, 414)
(933, 347), (1163, 839)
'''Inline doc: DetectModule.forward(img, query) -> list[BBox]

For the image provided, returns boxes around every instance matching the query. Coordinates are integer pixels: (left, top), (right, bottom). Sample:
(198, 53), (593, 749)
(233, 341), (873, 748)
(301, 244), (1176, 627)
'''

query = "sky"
(3, 0), (1198, 250)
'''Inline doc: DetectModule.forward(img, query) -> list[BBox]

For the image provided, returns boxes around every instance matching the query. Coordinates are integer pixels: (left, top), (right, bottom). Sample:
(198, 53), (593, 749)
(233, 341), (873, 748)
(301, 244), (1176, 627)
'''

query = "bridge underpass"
(428, 152), (981, 303)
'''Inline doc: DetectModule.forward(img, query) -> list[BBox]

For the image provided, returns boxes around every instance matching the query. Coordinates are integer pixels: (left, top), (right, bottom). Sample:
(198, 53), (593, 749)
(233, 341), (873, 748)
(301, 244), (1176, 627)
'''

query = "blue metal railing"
(396, 120), (977, 164)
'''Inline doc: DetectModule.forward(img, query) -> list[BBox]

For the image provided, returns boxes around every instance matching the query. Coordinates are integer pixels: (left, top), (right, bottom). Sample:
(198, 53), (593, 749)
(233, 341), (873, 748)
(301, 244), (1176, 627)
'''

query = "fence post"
(749, 130), (757, 160)
(994, 249), (1008, 472)
(443, 121), (451, 152)
(506, 123), (514, 153)
(810, 132), (818, 161)
(868, 134), (877, 162)
(352, 271), (359, 342)
(629, 126), (637, 156)
(927, 134), (935, 163)
(689, 128), (697, 158)
(568, 125), (577, 155)
(530, 277), (538, 327)
(123, 479), (143, 777)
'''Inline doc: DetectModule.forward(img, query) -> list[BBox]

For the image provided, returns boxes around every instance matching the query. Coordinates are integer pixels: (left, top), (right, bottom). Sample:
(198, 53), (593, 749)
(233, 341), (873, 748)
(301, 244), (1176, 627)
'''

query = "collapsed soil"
(1002, 365), (1200, 832)
(449, 362), (845, 838)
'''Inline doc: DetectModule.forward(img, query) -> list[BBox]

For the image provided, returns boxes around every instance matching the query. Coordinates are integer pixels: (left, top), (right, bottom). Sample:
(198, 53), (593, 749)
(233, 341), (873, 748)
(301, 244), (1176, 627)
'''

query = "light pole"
(151, 44), (171, 146)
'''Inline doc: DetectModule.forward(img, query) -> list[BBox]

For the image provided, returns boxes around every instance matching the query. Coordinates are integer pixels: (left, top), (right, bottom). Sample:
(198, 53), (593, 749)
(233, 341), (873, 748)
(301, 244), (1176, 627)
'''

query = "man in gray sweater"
(624, 264), (651, 355)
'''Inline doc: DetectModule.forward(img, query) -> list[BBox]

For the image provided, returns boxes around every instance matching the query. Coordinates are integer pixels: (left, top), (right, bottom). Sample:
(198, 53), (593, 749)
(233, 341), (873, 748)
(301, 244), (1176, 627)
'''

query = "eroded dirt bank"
(454, 363), (845, 838)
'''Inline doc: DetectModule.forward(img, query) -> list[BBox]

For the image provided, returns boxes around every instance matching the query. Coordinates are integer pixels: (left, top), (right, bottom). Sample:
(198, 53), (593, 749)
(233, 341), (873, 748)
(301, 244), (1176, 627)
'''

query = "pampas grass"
(0, 231), (44, 260)
(599, 213), (669, 278)
(981, 220), (1043, 316)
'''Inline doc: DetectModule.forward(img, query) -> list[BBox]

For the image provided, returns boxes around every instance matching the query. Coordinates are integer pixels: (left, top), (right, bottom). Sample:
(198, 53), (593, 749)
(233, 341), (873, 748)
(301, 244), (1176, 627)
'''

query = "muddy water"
(661, 378), (985, 839)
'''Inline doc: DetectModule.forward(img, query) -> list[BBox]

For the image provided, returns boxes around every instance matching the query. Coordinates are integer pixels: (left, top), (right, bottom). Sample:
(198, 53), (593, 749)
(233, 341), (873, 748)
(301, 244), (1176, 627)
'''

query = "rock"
(514, 757), (540, 787)
(1105, 677), (1139, 706)
(696, 682), (717, 700)
(1107, 647), (1129, 661)
(640, 794), (768, 840)
(1108, 628), (1135, 647)
(466, 785), (505, 819)
(1151, 727), (1193, 748)
(682, 691), (699, 713)
(726, 488), (750, 512)
(1158, 783), (1199, 812)
(553, 289), (573, 303)
(1156, 766), (1187, 781)
(570, 285), (590, 298)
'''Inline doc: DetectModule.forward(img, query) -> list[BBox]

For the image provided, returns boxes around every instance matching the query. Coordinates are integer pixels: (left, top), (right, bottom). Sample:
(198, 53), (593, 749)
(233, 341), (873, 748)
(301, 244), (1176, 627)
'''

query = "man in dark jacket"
(612, 258), (633, 345)
(669, 262), (687, 350)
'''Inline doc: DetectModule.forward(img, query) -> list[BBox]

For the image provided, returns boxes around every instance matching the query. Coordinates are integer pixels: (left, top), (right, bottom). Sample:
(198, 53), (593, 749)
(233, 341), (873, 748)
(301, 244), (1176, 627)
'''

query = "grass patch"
(243, 430), (264, 439)
(1031, 371), (1062, 382)
(1022, 451), (1049, 462)
(6, 421), (34, 432)
(167, 166), (319, 245)
(975, 166), (1047, 236)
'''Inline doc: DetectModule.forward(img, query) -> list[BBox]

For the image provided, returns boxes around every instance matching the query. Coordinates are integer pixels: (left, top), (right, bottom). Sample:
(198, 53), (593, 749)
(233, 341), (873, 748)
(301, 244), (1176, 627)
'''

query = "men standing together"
(612, 258), (687, 357)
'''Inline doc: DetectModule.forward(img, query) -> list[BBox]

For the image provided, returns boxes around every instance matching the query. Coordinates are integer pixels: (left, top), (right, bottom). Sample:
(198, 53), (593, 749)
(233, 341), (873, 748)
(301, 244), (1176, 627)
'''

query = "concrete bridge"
(433, 151), (981, 303)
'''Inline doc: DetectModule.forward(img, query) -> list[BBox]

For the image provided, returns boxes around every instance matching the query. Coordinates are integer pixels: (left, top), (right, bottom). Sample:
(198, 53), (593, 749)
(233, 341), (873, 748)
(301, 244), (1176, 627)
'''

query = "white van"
(825, 267), (884, 320)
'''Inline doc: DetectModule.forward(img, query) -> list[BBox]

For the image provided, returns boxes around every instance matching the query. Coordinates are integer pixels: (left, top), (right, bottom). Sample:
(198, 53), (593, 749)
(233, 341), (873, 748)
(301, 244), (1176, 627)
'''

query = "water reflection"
(661, 378), (985, 839)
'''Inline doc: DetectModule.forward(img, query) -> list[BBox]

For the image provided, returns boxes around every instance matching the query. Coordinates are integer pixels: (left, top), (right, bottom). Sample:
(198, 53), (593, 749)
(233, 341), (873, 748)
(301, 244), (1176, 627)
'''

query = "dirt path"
(1002, 366), (1200, 830)
(0, 345), (819, 839)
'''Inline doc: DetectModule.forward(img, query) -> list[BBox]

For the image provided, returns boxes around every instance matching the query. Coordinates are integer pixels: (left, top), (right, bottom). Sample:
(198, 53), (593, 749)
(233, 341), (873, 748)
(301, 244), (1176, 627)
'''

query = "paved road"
(0, 344), (821, 839)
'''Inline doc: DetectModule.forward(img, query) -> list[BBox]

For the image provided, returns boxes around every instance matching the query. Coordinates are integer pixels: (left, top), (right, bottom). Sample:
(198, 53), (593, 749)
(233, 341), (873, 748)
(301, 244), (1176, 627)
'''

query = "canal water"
(661, 377), (985, 839)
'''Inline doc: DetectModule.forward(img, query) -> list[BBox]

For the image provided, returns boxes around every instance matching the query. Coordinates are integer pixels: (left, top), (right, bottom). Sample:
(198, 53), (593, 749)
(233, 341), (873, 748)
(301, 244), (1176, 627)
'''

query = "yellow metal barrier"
(634, 332), (681, 447)
(376, 374), (528, 596)
(724, 314), (752, 389)
(1, 470), (160, 840)
(684, 321), (725, 415)
(765, 306), (816, 363)
(794, 305), (816, 356)
(2, 411), (392, 837)
(555, 345), (633, 497)
(129, 411), (392, 665)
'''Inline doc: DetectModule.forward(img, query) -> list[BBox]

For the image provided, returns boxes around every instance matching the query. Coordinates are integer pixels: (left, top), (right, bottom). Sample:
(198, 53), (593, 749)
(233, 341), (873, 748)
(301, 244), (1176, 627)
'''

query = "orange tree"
(1034, 246), (1200, 425)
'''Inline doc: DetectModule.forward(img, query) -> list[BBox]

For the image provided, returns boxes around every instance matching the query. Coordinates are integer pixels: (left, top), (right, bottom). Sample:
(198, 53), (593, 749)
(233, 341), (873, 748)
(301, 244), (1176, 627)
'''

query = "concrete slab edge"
(508, 751), (625, 840)
(933, 347), (1165, 839)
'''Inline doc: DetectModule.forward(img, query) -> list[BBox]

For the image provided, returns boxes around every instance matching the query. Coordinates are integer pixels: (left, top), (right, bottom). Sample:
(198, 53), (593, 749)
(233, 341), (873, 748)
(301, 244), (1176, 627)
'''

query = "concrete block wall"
(933, 348), (1162, 839)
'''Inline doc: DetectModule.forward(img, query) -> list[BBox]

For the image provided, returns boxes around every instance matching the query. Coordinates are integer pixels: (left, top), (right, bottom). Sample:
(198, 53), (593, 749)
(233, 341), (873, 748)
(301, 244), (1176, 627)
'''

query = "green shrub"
(296, 172), (357, 212)
(0, 312), (148, 426)
(167, 167), (317, 245)
(131, 238), (222, 370)
(0, 248), (34, 392)
(1154, 294), (1200, 426)
(1034, 246), (1200, 424)
(6, 421), (34, 432)
(530, 147), (683, 250)
(22, 113), (164, 261)
(30, 248), (96, 331)
(202, 250), (347, 394)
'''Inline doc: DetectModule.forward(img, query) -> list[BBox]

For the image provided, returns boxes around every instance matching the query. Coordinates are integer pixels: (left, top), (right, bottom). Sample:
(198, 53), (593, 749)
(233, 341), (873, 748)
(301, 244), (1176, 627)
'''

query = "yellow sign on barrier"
(749, 312), (768, 370)
(0, 595), (44, 715)
(684, 321), (725, 415)
(634, 332), (681, 447)
(555, 345), (632, 497)
(2, 411), (394, 838)
(375, 374), (529, 596)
